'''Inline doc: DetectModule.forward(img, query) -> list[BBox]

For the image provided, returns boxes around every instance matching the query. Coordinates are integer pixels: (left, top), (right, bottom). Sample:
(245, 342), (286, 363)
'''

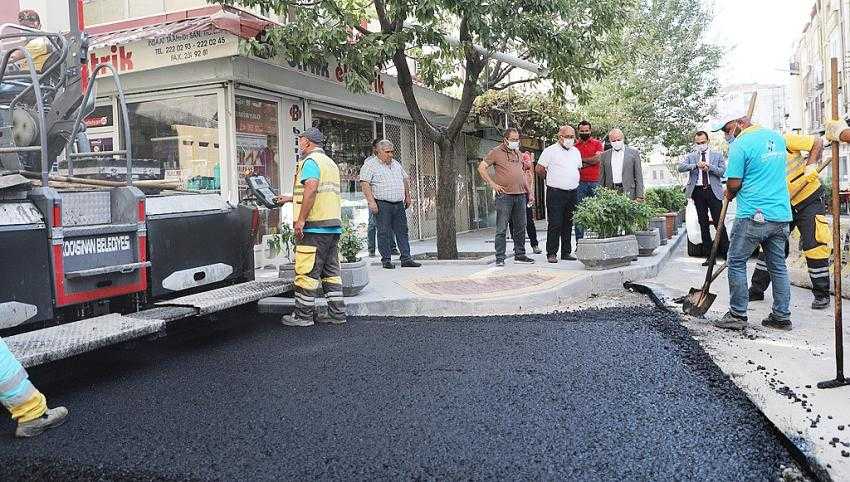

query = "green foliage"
(339, 221), (364, 263)
(574, 0), (722, 154)
(574, 188), (639, 238)
(645, 186), (686, 213)
(472, 90), (573, 143)
(632, 200), (664, 232)
(266, 234), (283, 258)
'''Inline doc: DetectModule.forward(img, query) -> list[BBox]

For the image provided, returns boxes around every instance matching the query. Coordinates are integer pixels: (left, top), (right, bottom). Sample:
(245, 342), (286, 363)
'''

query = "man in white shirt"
(535, 125), (582, 263)
(600, 129), (644, 201)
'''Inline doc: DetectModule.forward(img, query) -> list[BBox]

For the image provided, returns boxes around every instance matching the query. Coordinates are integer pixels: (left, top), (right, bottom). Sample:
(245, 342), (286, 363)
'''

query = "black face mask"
(578, 133), (591, 141)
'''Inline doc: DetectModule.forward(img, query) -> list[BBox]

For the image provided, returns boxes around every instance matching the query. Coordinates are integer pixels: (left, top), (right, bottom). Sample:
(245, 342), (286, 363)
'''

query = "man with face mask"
(574, 120), (604, 240)
(711, 115), (793, 331)
(678, 131), (728, 264)
(479, 128), (536, 267)
(599, 129), (644, 201)
(535, 125), (583, 263)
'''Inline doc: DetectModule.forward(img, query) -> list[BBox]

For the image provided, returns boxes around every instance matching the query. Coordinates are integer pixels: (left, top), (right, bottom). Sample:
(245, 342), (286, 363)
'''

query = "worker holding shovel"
(713, 113), (794, 331)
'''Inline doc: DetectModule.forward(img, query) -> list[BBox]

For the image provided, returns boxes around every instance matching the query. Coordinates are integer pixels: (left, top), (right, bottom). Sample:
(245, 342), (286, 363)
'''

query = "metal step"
(156, 279), (293, 315)
(6, 314), (166, 368)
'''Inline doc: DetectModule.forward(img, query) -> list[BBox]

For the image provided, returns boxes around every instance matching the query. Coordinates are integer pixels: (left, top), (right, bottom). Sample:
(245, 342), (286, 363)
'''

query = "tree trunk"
(436, 137), (459, 259)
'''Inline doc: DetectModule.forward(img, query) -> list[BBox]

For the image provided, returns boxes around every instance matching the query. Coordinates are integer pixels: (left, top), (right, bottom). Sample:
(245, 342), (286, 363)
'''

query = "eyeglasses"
(384, 150), (395, 153)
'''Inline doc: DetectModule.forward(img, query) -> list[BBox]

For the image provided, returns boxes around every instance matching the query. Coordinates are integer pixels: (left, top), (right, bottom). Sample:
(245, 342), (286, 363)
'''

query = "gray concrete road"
(0, 307), (803, 480)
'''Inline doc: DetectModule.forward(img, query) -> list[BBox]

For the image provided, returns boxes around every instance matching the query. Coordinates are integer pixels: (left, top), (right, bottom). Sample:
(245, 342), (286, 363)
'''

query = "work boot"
(495, 260), (505, 267)
(280, 314), (314, 327)
(400, 260), (421, 268)
(316, 313), (347, 325)
(748, 289), (764, 302)
(762, 313), (792, 331)
(715, 311), (748, 330)
(382, 261), (395, 269)
(812, 296), (830, 310)
(15, 407), (69, 438)
(514, 255), (535, 264)
(547, 256), (558, 263)
(561, 254), (577, 261)
(532, 246), (542, 255)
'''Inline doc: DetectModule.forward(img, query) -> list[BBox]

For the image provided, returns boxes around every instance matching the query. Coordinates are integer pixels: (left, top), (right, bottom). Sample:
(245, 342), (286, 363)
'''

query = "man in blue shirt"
(713, 114), (793, 331)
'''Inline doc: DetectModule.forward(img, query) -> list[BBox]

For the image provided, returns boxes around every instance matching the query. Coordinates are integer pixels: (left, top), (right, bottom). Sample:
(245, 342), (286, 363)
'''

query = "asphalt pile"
(0, 307), (801, 480)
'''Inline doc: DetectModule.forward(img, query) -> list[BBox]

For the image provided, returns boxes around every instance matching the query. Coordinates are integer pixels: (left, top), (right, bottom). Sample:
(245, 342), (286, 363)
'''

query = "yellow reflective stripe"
(9, 390), (46, 423)
(322, 276), (342, 285)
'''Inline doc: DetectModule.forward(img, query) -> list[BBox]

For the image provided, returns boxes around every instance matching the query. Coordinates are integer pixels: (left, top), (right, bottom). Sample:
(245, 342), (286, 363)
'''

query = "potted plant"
(574, 188), (639, 270)
(262, 224), (293, 269)
(338, 221), (369, 296)
(632, 201), (662, 257)
(646, 187), (685, 239)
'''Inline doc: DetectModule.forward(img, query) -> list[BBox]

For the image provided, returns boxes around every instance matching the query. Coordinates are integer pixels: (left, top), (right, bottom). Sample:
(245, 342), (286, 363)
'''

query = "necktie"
(700, 151), (708, 188)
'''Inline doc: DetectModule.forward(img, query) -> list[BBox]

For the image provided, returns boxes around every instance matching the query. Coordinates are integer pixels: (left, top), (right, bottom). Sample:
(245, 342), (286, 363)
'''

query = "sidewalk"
(646, 242), (850, 481)
(259, 222), (686, 317)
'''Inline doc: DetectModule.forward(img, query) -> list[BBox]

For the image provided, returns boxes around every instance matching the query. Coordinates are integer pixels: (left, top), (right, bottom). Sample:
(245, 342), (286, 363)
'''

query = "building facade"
(790, 0), (850, 187)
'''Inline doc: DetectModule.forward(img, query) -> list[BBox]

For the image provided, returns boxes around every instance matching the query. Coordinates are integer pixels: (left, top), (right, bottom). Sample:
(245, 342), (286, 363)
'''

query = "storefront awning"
(88, 7), (273, 49)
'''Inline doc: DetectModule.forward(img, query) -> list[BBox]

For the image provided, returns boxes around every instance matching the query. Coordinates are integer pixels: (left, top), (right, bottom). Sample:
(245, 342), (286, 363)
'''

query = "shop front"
(83, 6), (490, 248)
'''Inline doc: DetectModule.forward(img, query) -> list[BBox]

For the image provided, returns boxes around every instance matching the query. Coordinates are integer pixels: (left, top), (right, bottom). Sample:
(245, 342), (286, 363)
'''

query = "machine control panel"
(246, 176), (279, 209)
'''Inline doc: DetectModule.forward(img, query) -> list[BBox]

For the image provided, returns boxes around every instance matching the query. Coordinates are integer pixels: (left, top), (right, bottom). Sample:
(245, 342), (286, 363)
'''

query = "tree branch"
(446, 16), (484, 140)
(491, 76), (542, 91)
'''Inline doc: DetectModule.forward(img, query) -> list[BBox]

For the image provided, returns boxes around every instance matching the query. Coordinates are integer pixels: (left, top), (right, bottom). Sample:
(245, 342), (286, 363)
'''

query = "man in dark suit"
(678, 130), (728, 263)
(599, 129), (644, 201)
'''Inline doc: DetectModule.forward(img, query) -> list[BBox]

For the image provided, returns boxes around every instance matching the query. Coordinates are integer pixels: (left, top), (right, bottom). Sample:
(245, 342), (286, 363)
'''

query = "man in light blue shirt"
(713, 114), (792, 331)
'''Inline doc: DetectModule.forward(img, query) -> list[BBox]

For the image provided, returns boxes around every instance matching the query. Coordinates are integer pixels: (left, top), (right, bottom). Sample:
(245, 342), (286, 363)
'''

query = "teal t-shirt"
(299, 158), (342, 234)
(726, 127), (792, 222)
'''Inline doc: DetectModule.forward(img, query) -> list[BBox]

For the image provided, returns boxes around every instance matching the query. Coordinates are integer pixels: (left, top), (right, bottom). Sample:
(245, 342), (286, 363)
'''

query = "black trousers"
(508, 205), (539, 248)
(692, 186), (728, 256)
(546, 187), (577, 258)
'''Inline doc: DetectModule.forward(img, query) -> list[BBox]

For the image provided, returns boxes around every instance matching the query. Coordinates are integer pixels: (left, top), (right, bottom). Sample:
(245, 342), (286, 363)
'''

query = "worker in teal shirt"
(712, 113), (793, 331)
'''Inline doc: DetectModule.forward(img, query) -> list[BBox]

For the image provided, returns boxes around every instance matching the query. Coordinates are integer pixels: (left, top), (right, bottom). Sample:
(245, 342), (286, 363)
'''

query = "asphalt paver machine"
(0, 4), (259, 331)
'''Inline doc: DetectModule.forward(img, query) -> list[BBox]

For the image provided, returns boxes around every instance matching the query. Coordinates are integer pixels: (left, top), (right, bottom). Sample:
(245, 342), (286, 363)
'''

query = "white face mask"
(695, 143), (709, 153)
(611, 140), (624, 151)
(561, 138), (575, 149)
(507, 140), (520, 150)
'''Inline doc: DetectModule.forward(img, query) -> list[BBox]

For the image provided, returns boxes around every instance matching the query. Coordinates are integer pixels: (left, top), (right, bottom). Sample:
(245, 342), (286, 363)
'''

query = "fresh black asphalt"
(0, 307), (800, 480)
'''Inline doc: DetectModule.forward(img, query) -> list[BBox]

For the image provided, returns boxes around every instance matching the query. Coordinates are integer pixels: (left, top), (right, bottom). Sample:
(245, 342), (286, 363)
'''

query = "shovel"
(683, 196), (730, 316)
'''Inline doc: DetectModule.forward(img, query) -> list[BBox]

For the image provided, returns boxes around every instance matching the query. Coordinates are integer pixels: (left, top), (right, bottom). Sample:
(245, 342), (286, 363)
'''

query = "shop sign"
(284, 58), (386, 96)
(90, 30), (239, 77)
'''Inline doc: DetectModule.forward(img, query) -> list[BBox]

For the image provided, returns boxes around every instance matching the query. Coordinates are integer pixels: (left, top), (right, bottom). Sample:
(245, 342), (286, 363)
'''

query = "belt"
(547, 186), (577, 192)
(376, 199), (404, 204)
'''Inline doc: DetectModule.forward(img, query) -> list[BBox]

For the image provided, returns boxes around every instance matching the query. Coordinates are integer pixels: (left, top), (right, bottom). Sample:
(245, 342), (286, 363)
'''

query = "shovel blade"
(682, 288), (716, 317)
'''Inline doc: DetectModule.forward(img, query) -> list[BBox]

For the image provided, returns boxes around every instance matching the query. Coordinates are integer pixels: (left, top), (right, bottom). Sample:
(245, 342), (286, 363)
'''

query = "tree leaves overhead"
(575, 0), (722, 155)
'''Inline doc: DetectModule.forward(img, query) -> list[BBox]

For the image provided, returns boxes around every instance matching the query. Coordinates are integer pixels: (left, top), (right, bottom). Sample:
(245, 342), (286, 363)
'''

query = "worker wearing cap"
(746, 130), (830, 310)
(274, 127), (346, 326)
(0, 337), (68, 437)
(713, 114), (793, 331)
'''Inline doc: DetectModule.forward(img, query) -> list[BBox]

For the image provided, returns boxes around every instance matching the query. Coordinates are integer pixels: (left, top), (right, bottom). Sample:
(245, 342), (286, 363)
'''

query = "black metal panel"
(146, 207), (254, 299)
(0, 227), (54, 327)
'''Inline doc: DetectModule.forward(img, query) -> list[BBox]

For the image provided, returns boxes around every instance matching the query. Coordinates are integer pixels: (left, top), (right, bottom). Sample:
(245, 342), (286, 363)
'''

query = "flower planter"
(575, 234), (639, 270)
(650, 217), (667, 246)
(253, 245), (264, 270)
(278, 258), (369, 296)
(665, 212), (678, 238)
(635, 229), (660, 257)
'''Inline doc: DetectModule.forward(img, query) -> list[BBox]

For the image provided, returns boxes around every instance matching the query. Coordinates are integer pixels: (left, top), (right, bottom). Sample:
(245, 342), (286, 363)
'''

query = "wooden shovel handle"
(701, 197), (730, 287)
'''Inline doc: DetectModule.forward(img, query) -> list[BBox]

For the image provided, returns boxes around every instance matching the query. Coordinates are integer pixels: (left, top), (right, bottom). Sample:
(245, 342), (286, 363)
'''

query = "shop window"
(310, 110), (375, 234)
(126, 94), (220, 190)
(236, 96), (281, 245)
(236, 96), (280, 199)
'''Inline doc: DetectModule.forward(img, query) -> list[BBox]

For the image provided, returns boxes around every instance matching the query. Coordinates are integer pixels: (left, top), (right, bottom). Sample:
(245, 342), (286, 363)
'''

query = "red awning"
(88, 6), (274, 49)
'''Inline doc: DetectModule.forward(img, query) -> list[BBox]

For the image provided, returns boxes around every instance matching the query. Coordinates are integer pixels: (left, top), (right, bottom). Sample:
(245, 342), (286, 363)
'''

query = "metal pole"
(817, 57), (850, 389)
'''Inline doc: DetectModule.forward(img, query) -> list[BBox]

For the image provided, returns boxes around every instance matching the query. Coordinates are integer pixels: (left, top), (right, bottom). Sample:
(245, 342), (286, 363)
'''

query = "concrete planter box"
(575, 234), (639, 270)
(278, 258), (370, 296)
(650, 217), (667, 245)
(340, 258), (369, 296)
(635, 229), (660, 257)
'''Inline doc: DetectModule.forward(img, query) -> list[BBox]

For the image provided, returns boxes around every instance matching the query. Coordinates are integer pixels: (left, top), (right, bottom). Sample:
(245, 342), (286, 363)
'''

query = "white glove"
(805, 164), (818, 175)
(825, 118), (848, 141)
